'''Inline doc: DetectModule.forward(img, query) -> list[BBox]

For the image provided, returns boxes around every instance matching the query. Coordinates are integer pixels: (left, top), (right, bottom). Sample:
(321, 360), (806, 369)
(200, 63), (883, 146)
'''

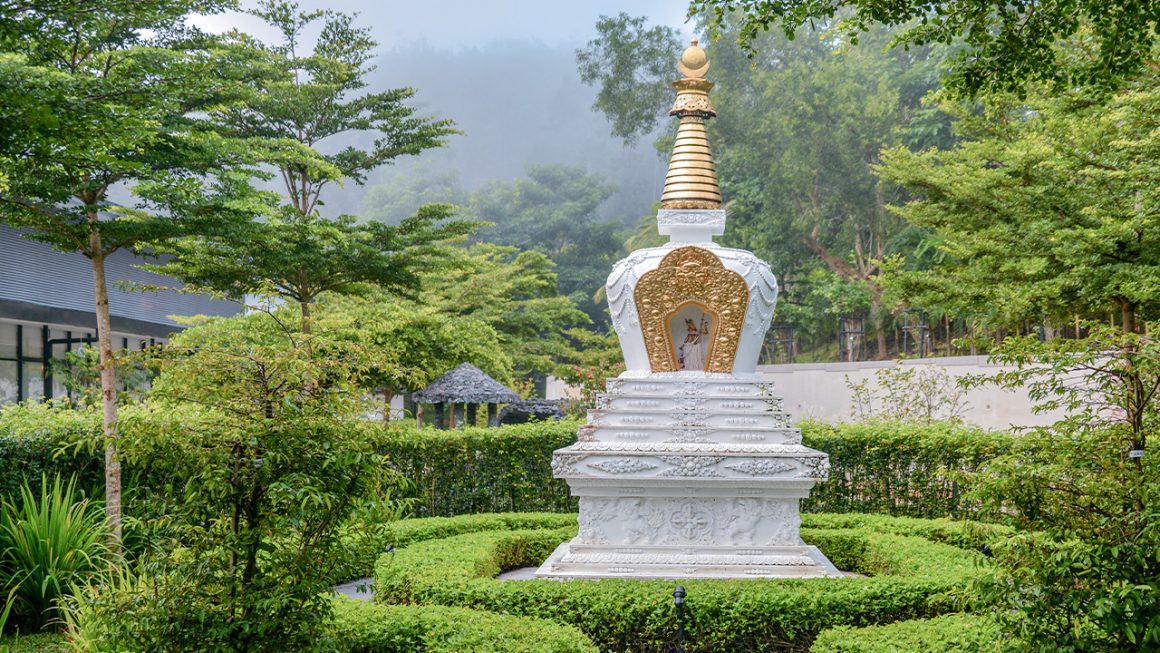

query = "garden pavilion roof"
(412, 363), (519, 405)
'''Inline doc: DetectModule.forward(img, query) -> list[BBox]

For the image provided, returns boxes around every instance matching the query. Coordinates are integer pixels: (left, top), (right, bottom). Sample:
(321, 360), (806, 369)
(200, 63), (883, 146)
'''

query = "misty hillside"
(317, 40), (667, 226)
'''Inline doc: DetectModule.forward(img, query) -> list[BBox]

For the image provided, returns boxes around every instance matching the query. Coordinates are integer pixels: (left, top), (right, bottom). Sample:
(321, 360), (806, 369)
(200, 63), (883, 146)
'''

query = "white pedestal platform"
(536, 374), (840, 579)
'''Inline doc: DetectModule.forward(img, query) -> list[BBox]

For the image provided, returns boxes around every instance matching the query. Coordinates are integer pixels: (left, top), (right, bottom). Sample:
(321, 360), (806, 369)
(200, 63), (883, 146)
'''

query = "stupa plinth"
(536, 40), (838, 579)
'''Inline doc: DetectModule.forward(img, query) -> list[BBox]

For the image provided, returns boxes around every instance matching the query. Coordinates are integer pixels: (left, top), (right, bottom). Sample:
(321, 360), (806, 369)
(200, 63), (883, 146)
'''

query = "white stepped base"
(535, 542), (841, 579)
(544, 374), (838, 580)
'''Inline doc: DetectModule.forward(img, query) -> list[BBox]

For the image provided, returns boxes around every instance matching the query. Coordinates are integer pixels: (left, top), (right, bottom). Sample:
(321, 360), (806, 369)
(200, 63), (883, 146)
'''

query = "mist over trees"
(327, 41), (666, 228)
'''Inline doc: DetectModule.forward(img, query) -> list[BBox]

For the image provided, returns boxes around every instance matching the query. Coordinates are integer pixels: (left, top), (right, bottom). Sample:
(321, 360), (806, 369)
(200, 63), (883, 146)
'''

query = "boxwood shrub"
(331, 598), (599, 653)
(1, 403), (1012, 520)
(811, 613), (1002, 653)
(371, 512), (1003, 653)
(0, 403), (102, 502)
(371, 422), (578, 517)
(800, 420), (1012, 518)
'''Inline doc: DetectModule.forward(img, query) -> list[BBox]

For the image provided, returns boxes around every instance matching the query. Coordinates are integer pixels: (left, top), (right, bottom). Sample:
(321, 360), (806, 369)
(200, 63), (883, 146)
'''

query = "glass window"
(51, 372), (68, 401)
(0, 323), (16, 360)
(0, 361), (17, 404)
(22, 324), (43, 359)
(22, 362), (43, 401)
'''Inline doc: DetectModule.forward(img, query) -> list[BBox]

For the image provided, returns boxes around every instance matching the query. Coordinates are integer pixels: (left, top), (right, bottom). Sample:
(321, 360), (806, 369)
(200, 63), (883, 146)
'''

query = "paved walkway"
(332, 577), (374, 600)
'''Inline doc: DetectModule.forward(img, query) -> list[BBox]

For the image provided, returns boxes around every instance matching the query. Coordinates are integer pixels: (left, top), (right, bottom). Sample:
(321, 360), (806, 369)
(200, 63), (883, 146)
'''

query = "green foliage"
(878, 71), (1160, 331)
(420, 243), (590, 376)
(554, 329), (625, 416)
(49, 349), (152, 409)
(2, 409), (1011, 523)
(316, 292), (514, 401)
(360, 168), (469, 226)
(372, 422), (580, 517)
(801, 421), (1011, 518)
(847, 365), (970, 423)
(575, 13), (681, 144)
(469, 164), (623, 326)
(964, 324), (1160, 651)
(0, 475), (110, 632)
(85, 311), (396, 652)
(0, 632), (68, 653)
(371, 512), (995, 653)
(812, 613), (1002, 653)
(690, 0), (1157, 95)
(156, 204), (476, 332)
(0, 403), (102, 505)
(330, 598), (600, 653)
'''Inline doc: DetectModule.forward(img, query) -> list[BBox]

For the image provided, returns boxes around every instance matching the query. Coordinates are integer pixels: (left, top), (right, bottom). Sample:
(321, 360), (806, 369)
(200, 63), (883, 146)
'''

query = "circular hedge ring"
(371, 513), (1009, 653)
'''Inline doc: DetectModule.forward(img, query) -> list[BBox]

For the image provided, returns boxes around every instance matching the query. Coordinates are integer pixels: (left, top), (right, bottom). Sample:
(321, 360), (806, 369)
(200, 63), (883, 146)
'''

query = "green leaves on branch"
(689, 0), (1158, 96)
(878, 75), (1160, 331)
(152, 204), (476, 325)
(576, 13), (681, 144)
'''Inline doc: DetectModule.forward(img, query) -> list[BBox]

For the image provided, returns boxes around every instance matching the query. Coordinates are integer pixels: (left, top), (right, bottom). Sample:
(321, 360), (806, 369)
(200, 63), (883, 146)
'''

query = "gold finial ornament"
(660, 38), (721, 210)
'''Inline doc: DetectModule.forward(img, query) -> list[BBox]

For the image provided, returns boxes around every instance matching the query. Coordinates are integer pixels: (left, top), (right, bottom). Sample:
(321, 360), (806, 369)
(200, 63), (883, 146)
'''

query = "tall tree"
(0, 0), (256, 548)
(877, 68), (1160, 332)
(421, 243), (590, 376)
(689, 0), (1158, 96)
(576, 13), (682, 144)
(470, 164), (624, 326)
(155, 0), (469, 332)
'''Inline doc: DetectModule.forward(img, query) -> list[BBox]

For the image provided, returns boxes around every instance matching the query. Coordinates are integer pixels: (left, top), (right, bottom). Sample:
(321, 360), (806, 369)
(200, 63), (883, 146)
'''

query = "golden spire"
(660, 38), (721, 210)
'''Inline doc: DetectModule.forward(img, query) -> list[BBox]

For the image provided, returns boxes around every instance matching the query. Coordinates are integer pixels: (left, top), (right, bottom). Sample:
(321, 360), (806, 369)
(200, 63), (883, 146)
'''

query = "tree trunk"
(1120, 300), (1137, 334)
(381, 389), (394, 421)
(869, 294), (888, 360)
(88, 233), (121, 551)
(300, 299), (312, 334)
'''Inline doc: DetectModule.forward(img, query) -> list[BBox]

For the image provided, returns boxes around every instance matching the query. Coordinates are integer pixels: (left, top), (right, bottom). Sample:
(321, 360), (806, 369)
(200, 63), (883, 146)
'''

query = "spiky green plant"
(0, 476), (110, 631)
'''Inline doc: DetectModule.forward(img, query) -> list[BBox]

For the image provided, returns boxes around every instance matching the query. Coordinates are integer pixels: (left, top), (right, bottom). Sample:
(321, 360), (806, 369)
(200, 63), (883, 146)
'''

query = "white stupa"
(536, 39), (839, 580)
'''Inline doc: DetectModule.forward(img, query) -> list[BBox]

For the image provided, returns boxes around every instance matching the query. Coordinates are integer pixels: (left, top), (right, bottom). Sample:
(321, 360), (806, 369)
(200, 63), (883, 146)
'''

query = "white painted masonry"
(757, 356), (1064, 430)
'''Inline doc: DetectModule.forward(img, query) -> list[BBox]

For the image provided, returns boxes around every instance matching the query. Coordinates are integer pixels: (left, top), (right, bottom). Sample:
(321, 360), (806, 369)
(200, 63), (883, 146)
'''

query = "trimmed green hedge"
(372, 512), (1002, 653)
(372, 422), (578, 517)
(811, 613), (1002, 653)
(0, 404), (1012, 520)
(800, 420), (1012, 518)
(0, 403), (102, 502)
(332, 598), (599, 653)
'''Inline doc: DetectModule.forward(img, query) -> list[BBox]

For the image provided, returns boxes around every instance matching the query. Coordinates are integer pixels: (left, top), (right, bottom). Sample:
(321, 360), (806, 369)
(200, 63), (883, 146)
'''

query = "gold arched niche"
(634, 247), (749, 372)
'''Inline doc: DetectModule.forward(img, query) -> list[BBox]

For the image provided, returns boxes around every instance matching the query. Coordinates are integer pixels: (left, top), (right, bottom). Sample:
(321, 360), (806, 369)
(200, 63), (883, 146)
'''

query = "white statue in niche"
(670, 305), (713, 371)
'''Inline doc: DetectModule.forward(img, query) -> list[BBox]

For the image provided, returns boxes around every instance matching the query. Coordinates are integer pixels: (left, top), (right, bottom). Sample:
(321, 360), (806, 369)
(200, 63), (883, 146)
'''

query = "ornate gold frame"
(634, 247), (749, 372)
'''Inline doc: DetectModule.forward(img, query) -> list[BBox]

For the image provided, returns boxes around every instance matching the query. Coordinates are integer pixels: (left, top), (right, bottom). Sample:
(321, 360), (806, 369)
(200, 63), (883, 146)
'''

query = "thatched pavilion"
(412, 363), (520, 429)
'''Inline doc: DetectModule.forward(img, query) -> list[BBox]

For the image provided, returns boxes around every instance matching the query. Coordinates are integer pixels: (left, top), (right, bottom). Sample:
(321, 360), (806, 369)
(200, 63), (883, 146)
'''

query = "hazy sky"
(192, 0), (694, 50)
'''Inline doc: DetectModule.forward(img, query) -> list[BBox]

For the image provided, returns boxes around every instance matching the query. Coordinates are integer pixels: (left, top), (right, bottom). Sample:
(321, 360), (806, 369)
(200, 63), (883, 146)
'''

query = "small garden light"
(673, 585), (687, 653)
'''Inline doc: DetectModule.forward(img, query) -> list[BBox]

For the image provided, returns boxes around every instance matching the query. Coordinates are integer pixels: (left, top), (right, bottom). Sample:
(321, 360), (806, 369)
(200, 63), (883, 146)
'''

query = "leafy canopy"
(689, 0), (1159, 96)
(420, 243), (590, 377)
(152, 1), (472, 329)
(576, 13), (682, 144)
(471, 164), (623, 326)
(877, 69), (1160, 331)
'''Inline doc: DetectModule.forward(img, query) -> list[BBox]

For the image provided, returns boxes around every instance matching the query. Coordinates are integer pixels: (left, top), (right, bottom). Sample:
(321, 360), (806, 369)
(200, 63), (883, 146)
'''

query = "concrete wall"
(757, 356), (1063, 430)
